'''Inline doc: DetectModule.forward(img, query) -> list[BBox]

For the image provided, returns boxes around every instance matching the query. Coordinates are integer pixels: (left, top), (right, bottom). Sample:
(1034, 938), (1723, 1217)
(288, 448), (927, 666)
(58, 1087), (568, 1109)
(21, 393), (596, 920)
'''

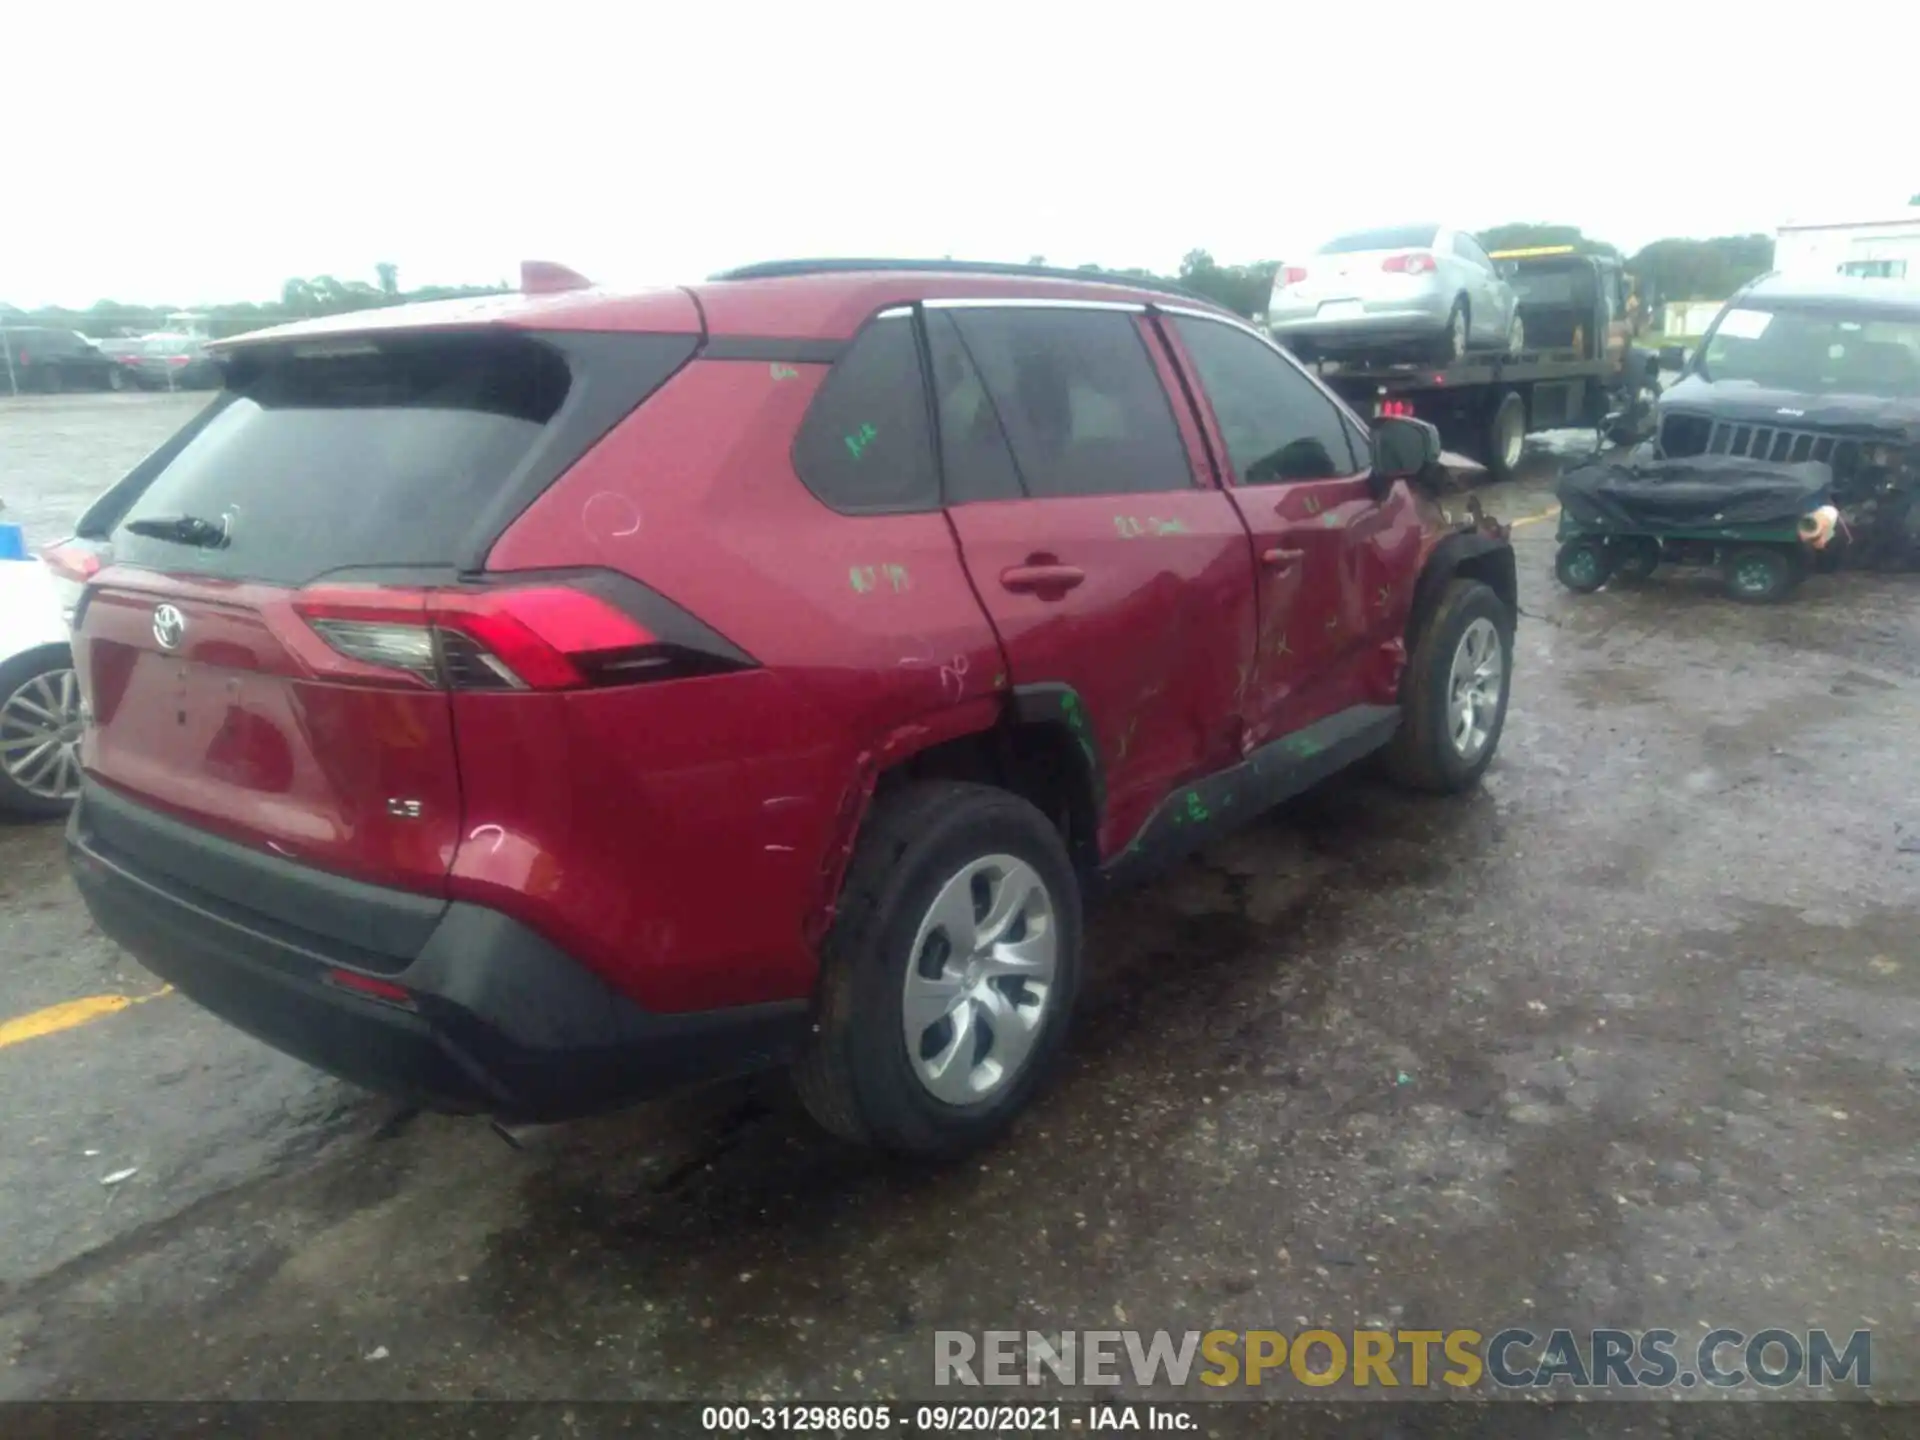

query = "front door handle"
(1001, 564), (1086, 596)
(1262, 547), (1305, 571)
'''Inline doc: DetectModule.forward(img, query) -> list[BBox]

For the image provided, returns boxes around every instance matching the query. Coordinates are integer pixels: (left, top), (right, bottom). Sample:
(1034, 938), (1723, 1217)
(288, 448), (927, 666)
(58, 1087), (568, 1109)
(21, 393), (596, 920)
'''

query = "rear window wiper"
(123, 514), (231, 549)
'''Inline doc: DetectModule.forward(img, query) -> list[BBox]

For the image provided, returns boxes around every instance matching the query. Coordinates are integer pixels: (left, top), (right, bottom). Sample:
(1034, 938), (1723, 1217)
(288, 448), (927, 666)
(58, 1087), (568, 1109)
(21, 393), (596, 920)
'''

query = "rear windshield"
(1511, 270), (1580, 306)
(113, 334), (572, 585)
(1318, 225), (1438, 254)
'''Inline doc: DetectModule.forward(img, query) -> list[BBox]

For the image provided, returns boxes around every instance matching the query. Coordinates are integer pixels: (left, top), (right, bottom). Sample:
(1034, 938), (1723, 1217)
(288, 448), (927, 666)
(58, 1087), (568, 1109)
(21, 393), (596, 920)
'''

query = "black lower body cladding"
(66, 781), (807, 1121)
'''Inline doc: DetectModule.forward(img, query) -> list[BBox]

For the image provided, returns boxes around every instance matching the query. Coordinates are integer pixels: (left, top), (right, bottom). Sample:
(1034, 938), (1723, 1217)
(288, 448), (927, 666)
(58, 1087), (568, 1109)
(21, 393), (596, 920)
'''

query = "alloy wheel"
(1445, 618), (1504, 762)
(1, 665), (83, 802)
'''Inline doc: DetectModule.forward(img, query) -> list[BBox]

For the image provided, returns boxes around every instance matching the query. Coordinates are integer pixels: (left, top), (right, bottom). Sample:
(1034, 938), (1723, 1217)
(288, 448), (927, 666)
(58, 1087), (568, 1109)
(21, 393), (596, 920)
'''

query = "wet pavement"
(0, 395), (1915, 1411)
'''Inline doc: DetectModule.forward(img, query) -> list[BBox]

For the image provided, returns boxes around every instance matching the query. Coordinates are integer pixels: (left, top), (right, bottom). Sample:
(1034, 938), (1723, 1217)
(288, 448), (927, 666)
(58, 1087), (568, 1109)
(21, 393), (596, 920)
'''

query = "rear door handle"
(1262, 547), (1305, 570)
(1001, 564), (1086, 595)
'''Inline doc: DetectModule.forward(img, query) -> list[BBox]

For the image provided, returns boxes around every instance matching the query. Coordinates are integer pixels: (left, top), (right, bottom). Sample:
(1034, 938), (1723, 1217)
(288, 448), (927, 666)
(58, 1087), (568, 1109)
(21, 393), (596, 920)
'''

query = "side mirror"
(1659, 344), (1687, 372)
(1371, 416), (1443, 489)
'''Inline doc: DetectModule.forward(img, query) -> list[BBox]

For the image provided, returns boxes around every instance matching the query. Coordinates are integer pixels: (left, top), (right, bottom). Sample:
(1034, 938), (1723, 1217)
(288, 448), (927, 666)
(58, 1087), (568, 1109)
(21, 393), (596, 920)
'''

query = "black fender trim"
(1007, 682), (1107, 819)
(1099, 704), (1400, 891)
(1411, 529), (1517, 644)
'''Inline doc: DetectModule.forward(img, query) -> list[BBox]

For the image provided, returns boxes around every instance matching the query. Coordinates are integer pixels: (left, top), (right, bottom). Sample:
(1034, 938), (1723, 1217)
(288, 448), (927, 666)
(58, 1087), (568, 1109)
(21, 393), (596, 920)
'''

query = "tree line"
(1, 228), (1778, 338)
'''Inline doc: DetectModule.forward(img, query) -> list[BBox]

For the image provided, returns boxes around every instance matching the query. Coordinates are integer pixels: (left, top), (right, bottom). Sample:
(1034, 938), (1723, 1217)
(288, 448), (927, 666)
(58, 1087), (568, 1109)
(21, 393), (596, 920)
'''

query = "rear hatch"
(75, 324), (697, 898)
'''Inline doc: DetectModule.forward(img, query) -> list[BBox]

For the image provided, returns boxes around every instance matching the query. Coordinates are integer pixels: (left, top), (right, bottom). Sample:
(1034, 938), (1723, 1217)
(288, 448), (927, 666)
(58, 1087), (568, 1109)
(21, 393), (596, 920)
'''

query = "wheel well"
(1408, 537), (1518, 648)
(877, 721), (1099, 878)
(1456, 548), (1518, 616)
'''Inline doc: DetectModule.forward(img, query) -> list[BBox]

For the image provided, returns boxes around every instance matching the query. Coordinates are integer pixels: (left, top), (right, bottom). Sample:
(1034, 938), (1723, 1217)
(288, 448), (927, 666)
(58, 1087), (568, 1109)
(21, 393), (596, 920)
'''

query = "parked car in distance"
(1268, 224), (1526, 365)
(62, 258), (1517, 1159)
(1, 327), (127, 394)
(122, 333), (221, 390)
(0, 532), (82, 817)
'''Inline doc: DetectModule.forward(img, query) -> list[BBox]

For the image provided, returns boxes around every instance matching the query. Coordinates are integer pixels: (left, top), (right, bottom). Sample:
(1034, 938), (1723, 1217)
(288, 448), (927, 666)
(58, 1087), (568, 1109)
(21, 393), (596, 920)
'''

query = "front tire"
(1382, 579), (1514, 794)
(1555, 539), (1612, 593)
(795, 781), (1083, 1158)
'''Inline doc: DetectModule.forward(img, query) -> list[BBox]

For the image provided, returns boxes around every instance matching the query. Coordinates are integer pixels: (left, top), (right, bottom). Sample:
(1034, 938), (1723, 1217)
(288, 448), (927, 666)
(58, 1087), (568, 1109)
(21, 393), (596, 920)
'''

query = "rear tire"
(1610, 536), (1661, 584)
(1434, 299), (1469, 364)
(1483, 391), (1527, 482)
(1723, 545), (1802, 604)
(795, 780), (1083, 1159)
(1381, 579), (1513, 794)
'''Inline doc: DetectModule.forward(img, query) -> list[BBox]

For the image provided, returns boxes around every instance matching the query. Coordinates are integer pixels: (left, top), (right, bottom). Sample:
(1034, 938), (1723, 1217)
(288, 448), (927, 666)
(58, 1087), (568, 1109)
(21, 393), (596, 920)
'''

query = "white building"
(1774, 213), (1920, 281)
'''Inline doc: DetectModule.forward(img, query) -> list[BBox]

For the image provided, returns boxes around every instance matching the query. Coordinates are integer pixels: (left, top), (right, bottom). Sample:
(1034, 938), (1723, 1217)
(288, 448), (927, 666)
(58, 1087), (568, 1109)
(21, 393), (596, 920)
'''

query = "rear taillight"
(1279, 266), (1309, 287)
(289, 582), (738, 692)
(1377, 399), (1416, 418)
(1382, 252), (1437, 275)
(41, 540), (103, 584)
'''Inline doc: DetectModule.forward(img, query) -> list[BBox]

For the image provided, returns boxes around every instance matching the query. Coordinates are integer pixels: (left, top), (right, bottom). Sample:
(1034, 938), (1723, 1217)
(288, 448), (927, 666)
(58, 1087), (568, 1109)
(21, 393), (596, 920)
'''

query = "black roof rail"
(707, 257), (1216, 305)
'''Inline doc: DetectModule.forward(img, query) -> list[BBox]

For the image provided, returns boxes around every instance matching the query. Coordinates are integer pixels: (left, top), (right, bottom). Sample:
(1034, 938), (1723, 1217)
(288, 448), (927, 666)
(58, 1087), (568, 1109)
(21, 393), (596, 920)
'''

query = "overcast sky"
(6, 2), (1913, 308)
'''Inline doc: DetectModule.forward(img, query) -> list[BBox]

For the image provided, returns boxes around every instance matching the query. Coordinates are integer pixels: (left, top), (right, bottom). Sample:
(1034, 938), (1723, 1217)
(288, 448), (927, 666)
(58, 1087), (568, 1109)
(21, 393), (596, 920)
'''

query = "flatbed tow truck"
(1275, 247), (1660, 482)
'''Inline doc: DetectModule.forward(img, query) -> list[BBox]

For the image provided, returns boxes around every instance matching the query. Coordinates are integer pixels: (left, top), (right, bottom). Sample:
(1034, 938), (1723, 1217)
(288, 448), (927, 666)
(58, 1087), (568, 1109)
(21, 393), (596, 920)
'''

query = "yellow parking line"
(0, 986), (173, 1052)
(1509, 506), (1561, 529)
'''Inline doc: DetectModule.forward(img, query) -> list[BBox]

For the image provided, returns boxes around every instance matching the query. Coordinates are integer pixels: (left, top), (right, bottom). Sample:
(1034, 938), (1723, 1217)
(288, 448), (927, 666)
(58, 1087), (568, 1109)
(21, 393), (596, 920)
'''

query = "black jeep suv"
(1655, 273), (1920, 569)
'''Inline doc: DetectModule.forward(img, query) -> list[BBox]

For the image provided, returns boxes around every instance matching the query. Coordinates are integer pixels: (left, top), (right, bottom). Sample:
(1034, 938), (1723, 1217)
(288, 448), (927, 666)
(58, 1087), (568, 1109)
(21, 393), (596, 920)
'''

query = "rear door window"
(924, 311), (1024, 505)
(943, 307), (1192, 498)
(1453, 234), (1493, 271)
(113, 333), (578, 585)
(1172, 316), (1365, 481)
(791, 313), (938, 514)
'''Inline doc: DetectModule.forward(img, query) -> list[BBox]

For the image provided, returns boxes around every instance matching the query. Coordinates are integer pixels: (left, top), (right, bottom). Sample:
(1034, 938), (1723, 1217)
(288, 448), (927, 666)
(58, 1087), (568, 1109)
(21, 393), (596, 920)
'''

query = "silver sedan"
(1266, 224), (1525, 364)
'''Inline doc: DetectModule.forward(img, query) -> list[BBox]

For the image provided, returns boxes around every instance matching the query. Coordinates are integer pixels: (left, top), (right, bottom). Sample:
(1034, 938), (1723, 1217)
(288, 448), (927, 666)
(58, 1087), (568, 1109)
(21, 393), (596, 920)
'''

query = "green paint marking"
(1184, 791), (1210, 823)
(1321, 511), (1340, 527)
(1116, 514), (1189, 539)
(769, 363), (800, 381)
(849, 566), (876, 594)
(992, 672), (1006, 689)
(844, 422), (879, 460)
(1303, 495), (1321, 515)
(884, 563), (910, 593)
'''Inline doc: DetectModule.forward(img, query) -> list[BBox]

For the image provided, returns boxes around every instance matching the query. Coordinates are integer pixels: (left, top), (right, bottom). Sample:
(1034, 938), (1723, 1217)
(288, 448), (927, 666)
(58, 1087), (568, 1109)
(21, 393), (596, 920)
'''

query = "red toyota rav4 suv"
(64, 259), (1515, 1158)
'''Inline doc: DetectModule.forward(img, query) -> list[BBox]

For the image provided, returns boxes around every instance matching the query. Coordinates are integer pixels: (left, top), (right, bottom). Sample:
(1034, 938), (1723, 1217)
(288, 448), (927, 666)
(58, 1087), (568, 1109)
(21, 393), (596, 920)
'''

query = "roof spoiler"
(521, 260), (594, 295)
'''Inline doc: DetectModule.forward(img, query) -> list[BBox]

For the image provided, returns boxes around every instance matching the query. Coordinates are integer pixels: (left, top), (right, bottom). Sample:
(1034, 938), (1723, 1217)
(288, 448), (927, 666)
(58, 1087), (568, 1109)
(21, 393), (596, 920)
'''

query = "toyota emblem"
(152, 604), (187, 650)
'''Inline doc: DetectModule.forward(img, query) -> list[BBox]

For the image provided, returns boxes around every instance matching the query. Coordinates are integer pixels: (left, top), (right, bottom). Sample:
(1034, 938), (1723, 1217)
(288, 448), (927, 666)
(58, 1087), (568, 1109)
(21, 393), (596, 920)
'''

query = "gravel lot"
(0, 394), (1914, 1420)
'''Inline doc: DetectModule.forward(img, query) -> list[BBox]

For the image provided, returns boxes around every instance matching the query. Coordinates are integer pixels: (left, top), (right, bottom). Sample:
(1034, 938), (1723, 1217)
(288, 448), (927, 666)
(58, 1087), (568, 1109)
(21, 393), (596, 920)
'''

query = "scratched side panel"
(472, 360), (1004, 1012)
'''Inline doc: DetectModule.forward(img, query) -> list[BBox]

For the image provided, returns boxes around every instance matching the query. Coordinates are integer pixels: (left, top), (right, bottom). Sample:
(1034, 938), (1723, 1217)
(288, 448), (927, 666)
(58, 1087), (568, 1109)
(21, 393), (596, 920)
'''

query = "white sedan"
(0, 540), (81, 817)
